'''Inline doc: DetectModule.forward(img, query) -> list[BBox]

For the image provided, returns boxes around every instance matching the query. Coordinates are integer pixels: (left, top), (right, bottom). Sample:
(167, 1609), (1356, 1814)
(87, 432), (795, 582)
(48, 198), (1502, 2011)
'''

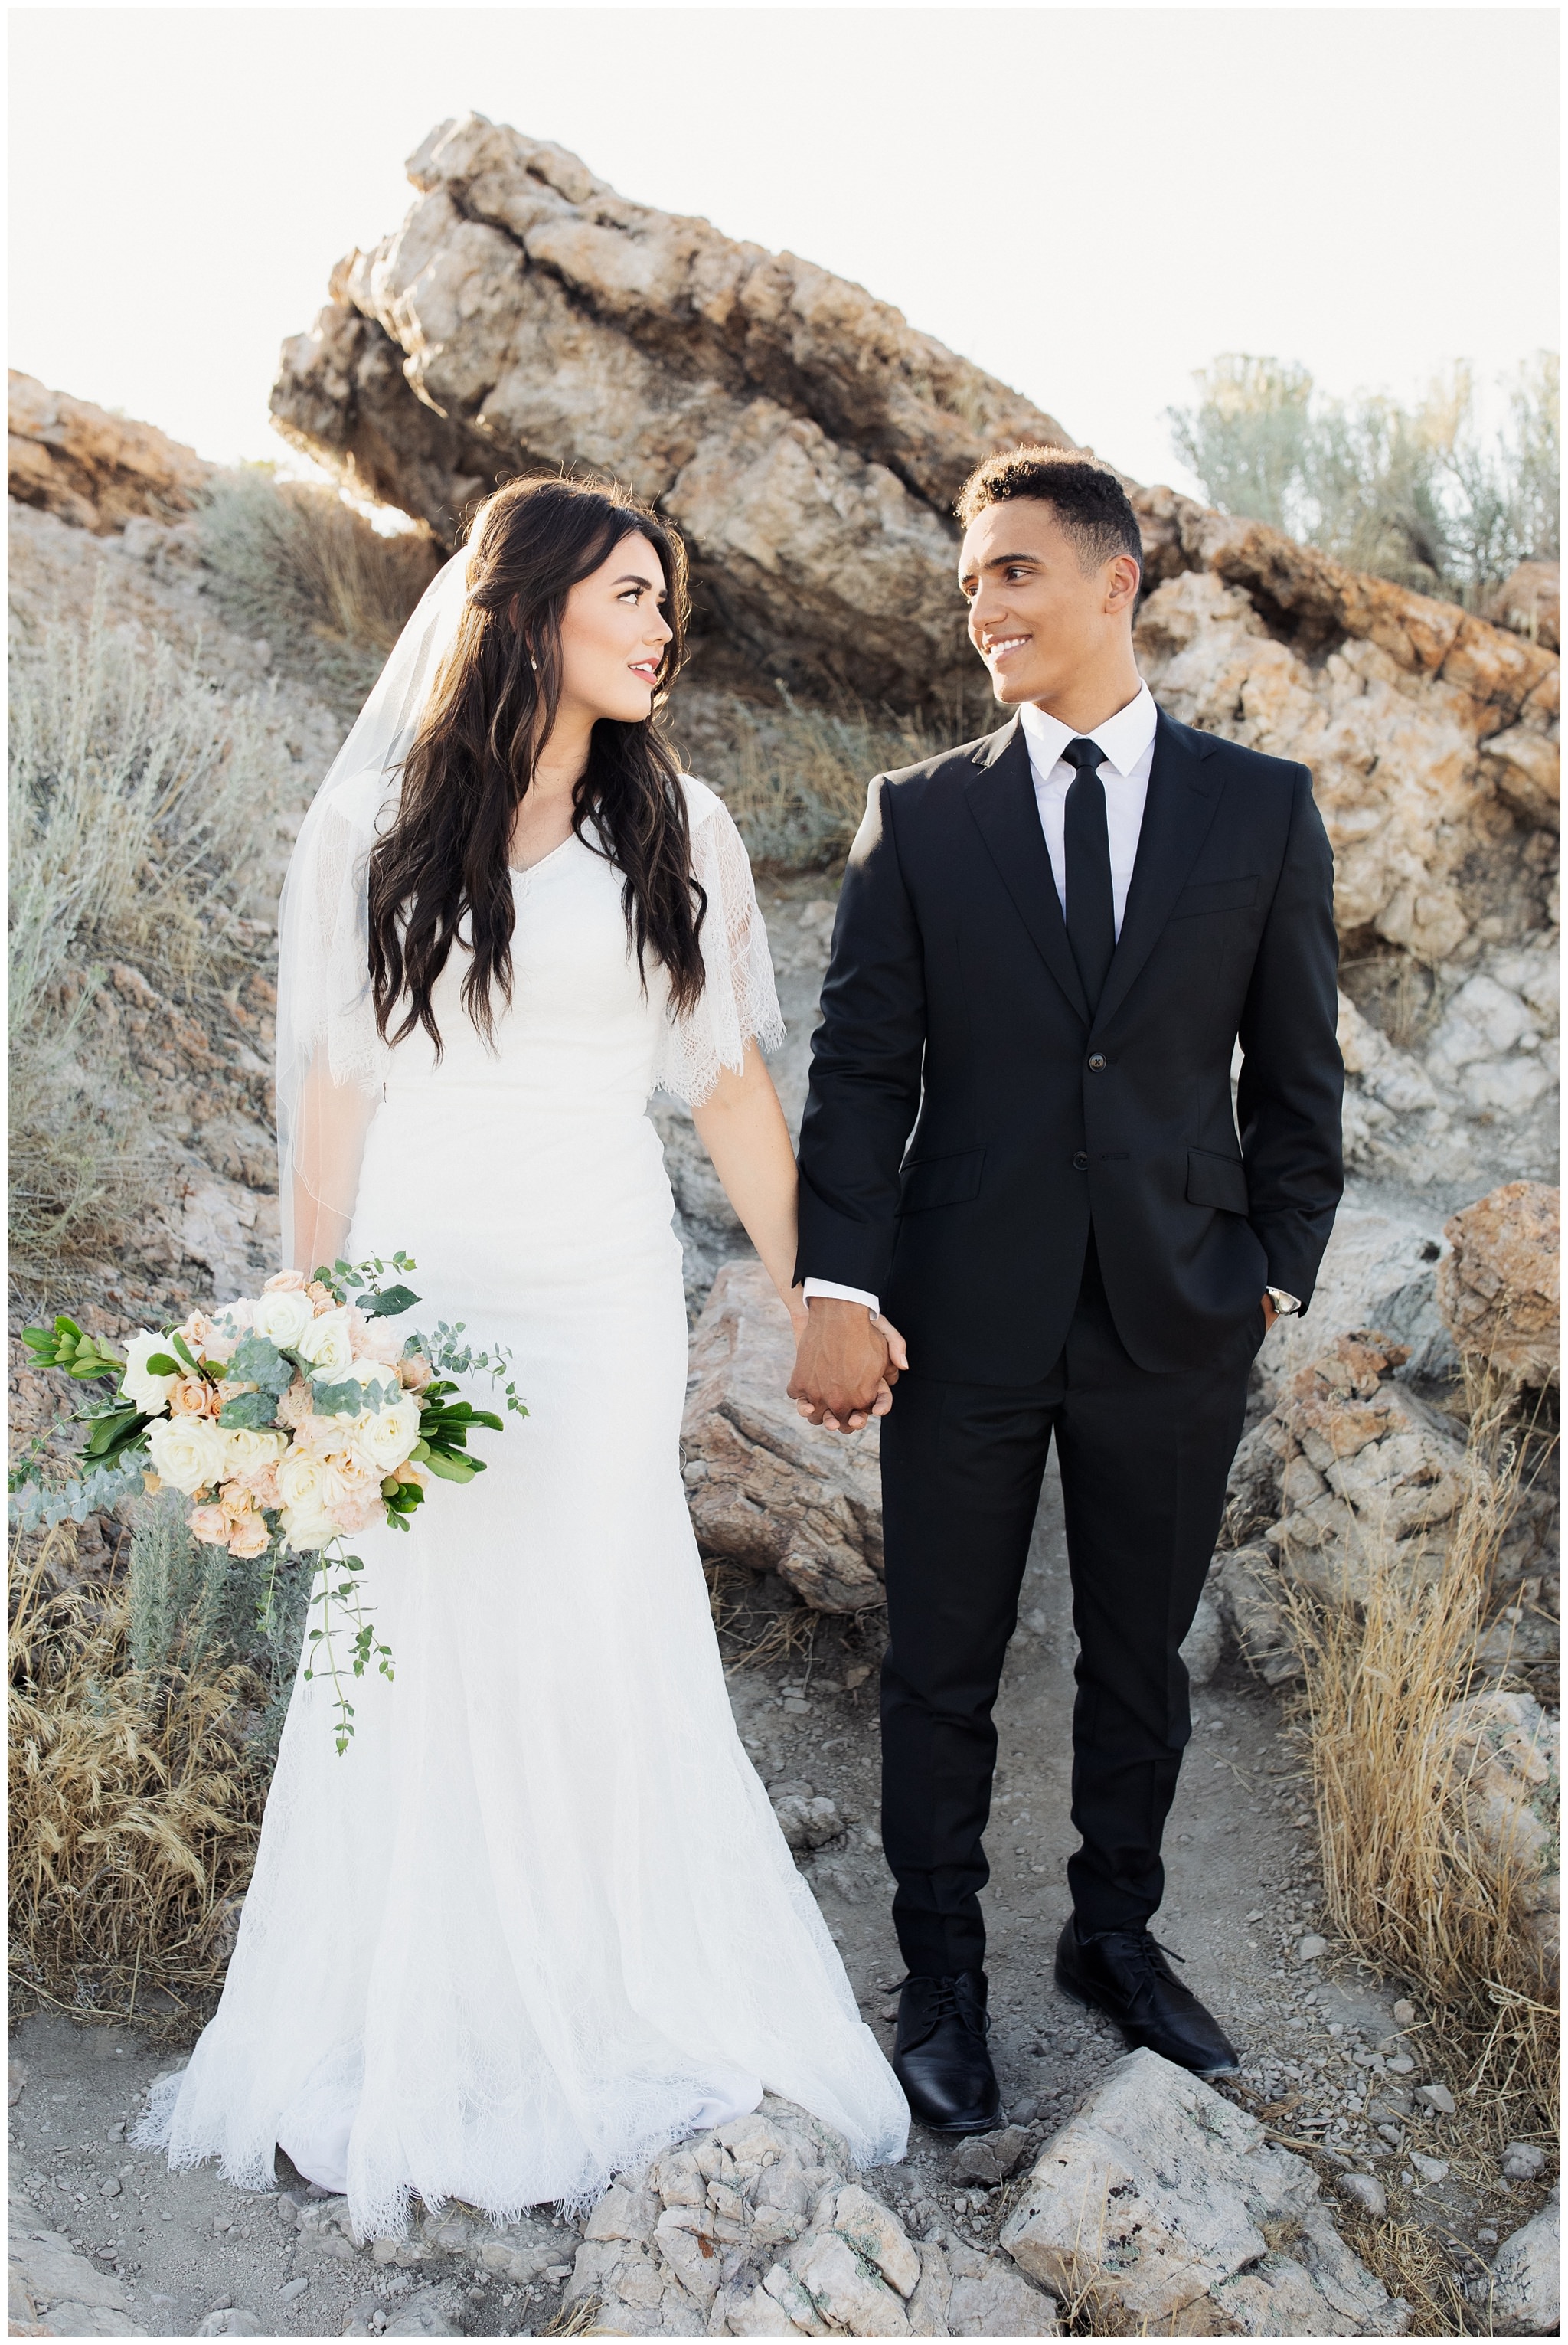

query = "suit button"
(1073, 1152), (1089, 1171)
(1087, 1053), (1107, 1071)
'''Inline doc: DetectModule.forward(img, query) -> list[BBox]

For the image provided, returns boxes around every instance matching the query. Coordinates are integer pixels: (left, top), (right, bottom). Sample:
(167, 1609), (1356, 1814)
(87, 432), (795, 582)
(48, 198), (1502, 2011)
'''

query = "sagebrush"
(8, 581), (290, 1261)
(1169, 350), (1560, 606)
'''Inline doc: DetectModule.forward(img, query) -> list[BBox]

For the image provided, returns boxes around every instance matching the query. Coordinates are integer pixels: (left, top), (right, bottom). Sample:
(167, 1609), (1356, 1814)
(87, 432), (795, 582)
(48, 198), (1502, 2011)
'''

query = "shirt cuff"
(802, 1278), (881, 1314)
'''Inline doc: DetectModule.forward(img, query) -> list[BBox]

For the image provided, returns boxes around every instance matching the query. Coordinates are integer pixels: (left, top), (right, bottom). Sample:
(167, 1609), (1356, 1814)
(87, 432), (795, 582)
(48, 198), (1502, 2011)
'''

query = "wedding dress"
(141, 561), (907, 2235)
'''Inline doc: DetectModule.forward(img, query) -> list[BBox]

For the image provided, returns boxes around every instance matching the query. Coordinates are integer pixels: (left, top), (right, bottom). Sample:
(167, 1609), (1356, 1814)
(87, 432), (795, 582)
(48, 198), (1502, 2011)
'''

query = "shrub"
(8, 581), (288, 1261)
(699, 686), (948, 872)
(1169, 351), (1560, 605)
(198, 466), (440, 705)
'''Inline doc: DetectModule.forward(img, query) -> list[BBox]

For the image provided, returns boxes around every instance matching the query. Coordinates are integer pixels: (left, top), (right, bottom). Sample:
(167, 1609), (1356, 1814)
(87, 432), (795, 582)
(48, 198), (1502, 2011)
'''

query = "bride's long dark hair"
(368, 476), (702, 1055)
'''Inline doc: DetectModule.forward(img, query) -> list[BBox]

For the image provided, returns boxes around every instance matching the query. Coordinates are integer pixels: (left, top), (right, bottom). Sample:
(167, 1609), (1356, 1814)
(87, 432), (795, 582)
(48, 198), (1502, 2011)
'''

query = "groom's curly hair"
(956, 445), (1145, 577)
(368, 476), (704, 1055)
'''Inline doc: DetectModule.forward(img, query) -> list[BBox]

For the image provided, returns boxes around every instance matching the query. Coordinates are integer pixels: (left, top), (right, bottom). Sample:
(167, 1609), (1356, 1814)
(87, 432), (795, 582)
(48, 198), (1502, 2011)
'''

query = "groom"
(788, 447), (1343, 2134)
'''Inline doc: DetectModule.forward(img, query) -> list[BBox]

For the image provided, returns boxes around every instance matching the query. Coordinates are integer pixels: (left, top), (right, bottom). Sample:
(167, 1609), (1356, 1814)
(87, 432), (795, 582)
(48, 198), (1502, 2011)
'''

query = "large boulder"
(1436, 1181), (1560, 1388)
(8, 371), (213, 535)
(682, 1261), (884, 1612)
(999, 2049), (1406, 2333)
(270, 114), (1073, 705)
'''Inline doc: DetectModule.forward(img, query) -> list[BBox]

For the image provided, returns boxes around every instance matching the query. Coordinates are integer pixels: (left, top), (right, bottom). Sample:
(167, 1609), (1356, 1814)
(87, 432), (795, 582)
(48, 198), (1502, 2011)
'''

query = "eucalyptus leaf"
(219, 1388), (283, 1429)
(227, 1331), (294, 1393)
(311, 1375), (368, 1418)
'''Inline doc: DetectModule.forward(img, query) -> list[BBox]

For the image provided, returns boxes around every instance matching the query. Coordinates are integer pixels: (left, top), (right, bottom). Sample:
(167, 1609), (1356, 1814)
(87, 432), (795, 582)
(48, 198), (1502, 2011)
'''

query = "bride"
(143, 476), (909, 2235)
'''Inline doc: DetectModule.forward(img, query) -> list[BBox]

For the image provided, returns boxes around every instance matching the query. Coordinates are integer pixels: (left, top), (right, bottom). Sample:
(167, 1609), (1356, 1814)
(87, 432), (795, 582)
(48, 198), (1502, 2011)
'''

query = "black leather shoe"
(1054, 1918), (1240, 2075)
(892, 1971), (1004, 2135)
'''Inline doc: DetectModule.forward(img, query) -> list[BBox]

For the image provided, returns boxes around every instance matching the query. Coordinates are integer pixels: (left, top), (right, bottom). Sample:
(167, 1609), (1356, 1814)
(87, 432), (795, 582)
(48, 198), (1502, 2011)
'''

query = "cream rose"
(352, 1394), (423, 1474)
(226, 1427), (287, 1476)
(146, 1412), (232, 1497)
(295, 1307), (354, 1376)
(253, 1287), (315, 1351)
(120, 1330), (178, 1417)
(276, 1449), (336, 1552)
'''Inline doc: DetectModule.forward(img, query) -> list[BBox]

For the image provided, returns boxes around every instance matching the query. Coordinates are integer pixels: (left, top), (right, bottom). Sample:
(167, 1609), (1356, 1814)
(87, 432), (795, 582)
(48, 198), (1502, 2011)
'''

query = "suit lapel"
(1092, 710), (1223, 1035)
(963, 721), (1090, 1025)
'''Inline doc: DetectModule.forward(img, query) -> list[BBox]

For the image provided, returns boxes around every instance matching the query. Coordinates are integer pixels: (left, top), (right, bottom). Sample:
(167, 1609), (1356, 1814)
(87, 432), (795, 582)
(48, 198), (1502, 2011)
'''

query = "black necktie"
(1062, 738), (1116, 1012)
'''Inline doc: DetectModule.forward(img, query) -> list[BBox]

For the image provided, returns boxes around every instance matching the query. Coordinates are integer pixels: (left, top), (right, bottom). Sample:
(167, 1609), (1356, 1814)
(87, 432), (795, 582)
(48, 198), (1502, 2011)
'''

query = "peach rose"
(169, 1376), (217, 1418)
(237, 1463), (282, 1513)
(226, 1509), (272, 1559)
(347, 1312), (402, 1368)
(306, 1280), (339, 1313)
(397, 1352), (433, 1393)
(188, 1503), (229, 1545)
(264, 1270), (308, 1294)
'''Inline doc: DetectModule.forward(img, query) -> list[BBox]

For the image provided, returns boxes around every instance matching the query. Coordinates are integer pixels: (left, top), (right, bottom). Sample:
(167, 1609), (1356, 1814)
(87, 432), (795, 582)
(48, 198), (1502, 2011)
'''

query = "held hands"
(787, 1297), (910, 1434)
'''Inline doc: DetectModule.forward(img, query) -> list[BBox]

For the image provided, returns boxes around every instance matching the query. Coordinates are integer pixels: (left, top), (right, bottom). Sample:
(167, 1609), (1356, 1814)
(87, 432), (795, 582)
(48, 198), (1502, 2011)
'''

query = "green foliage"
(126, 1490), (309, 1760)
(1168, 352), (1560, 604)
(21, 1315), (125, 1380)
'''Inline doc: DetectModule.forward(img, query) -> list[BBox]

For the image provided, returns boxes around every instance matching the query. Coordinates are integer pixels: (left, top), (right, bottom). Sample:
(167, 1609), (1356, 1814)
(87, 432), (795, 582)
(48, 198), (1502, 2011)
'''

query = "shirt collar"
(1018, 681), (1158, 783)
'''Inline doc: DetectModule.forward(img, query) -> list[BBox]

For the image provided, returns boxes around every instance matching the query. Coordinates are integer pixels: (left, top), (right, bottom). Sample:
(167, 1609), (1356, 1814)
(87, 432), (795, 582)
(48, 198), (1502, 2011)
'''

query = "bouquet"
(14, 1254), (525, 1749)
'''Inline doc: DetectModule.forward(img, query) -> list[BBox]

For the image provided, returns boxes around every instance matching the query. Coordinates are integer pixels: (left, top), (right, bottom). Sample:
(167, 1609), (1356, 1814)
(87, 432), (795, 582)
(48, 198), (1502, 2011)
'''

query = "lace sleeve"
(652, 779), (786, 1106)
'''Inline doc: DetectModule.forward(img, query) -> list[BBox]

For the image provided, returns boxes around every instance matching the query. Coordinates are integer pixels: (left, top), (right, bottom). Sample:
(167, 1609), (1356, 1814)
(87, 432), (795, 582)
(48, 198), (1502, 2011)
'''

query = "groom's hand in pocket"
(789, 1299), (906, 1433)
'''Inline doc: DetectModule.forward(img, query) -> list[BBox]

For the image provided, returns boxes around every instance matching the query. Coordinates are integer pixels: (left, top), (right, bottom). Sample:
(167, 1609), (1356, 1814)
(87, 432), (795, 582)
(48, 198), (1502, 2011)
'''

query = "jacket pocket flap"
(898, 1149), (985, 1215)
(1187, 1147), (1250, 1215)
(1169, 874), (1260, 919)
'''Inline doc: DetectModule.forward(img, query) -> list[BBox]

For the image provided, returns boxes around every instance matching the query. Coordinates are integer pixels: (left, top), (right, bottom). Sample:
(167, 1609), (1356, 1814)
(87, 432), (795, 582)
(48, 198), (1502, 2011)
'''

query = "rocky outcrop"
(1485, 559), (1560, 655)
(558, 2096), (1058, 2337)
(270, 114), (1074, 704)
(8, 2181), (148, 2336)
(1000, 2049), (1406, 2334)
(8, 371), (213, 535)
(1439, 1689), (1560, 1979)
(1225, 1332), (1478, 1608)
(682, 1261), (884, 1611)
(1436, 1181), (1560, 1388)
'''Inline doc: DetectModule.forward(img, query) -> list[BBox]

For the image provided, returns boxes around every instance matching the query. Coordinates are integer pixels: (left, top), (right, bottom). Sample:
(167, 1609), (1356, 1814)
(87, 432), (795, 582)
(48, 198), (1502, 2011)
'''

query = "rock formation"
(270, 114), (1075, 704)
(8, 371), (214, 535)
(682, 1261), (884, 1611)
(1000, 2049), (1406, 2334)
(1436, 1180), (1560, 1388)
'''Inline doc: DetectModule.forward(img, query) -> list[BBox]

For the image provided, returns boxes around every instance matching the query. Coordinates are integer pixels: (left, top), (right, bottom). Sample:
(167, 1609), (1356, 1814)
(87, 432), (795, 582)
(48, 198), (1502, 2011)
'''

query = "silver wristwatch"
(1266, 1287), (1302, 1316)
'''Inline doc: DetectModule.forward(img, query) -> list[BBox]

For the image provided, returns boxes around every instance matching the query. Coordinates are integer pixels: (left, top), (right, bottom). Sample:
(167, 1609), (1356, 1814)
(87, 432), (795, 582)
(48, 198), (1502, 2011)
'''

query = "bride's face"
(554, 531), (674, 724)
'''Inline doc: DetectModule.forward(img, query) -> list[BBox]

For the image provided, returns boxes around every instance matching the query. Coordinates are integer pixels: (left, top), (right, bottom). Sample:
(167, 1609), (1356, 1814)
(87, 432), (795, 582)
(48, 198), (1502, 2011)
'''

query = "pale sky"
(8, 5), (1560, 501)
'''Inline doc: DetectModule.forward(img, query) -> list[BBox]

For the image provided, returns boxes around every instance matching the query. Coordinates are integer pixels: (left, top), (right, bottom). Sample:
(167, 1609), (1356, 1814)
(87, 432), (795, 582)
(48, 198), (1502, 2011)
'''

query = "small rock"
(100, 2177), (122, 2197)
(1503, 2141), (1547, 2180)
(950, 2127), (1031, 2186)
(1391, 1999), (1416, 2026)
(1410, 2155), (1449, 2184)
(196, 2314), (263, 2339)
(1295, 1934), (1329, 1961)
(1489, 2186), (1560, 2334)
(1417, 2081), (1457, 2115)
(1338, 2172), (1388, 2216)
(276, 2275), (309, 2301)
(1384, 2054), (1414, 2074)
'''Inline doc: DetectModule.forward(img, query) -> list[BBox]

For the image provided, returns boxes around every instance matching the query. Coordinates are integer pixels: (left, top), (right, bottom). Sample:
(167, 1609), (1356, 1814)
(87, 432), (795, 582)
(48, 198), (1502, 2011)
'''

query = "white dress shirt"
(803, 684), (1159, 1316)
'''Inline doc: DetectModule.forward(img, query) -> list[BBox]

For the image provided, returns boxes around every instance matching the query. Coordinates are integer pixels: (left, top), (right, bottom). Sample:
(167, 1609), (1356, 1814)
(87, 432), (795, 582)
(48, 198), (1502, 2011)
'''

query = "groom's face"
(958, 500), (1135, 708)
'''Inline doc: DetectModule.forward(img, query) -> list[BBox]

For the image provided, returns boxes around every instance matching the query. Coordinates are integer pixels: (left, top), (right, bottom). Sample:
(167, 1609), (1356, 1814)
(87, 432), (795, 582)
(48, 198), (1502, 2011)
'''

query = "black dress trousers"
(877, 1235), (1259, 1977)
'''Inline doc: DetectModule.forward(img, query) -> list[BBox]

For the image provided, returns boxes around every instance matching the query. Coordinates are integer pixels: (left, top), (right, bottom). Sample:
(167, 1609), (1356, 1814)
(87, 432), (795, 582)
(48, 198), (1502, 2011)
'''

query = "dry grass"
(8, 1521), (274, 2033)
(1282, 1387), (1559, 2150)
(198, 466), (439, 707)
(702, 688), (949, 873)
(704, 1561), (821, 1674)
(8, 578), (290, 1262)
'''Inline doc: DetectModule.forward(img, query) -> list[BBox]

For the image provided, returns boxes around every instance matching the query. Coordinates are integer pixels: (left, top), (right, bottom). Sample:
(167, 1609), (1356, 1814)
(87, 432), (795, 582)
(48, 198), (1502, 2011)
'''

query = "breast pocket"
(1168, 875), (1261, 920)
(898, 1149), (985, 1215)
(1187, 1147), (1250, 1215)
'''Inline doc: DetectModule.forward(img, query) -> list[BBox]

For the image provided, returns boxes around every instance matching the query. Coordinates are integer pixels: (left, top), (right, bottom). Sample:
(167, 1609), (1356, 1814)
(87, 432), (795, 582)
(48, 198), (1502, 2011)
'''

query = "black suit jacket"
(794, 707), (1344, 1384)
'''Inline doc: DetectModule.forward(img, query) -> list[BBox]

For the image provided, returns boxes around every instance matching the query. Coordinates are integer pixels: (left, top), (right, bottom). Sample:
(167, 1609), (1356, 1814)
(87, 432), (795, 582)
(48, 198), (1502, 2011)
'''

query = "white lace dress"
(142, 781), (908, 2236)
